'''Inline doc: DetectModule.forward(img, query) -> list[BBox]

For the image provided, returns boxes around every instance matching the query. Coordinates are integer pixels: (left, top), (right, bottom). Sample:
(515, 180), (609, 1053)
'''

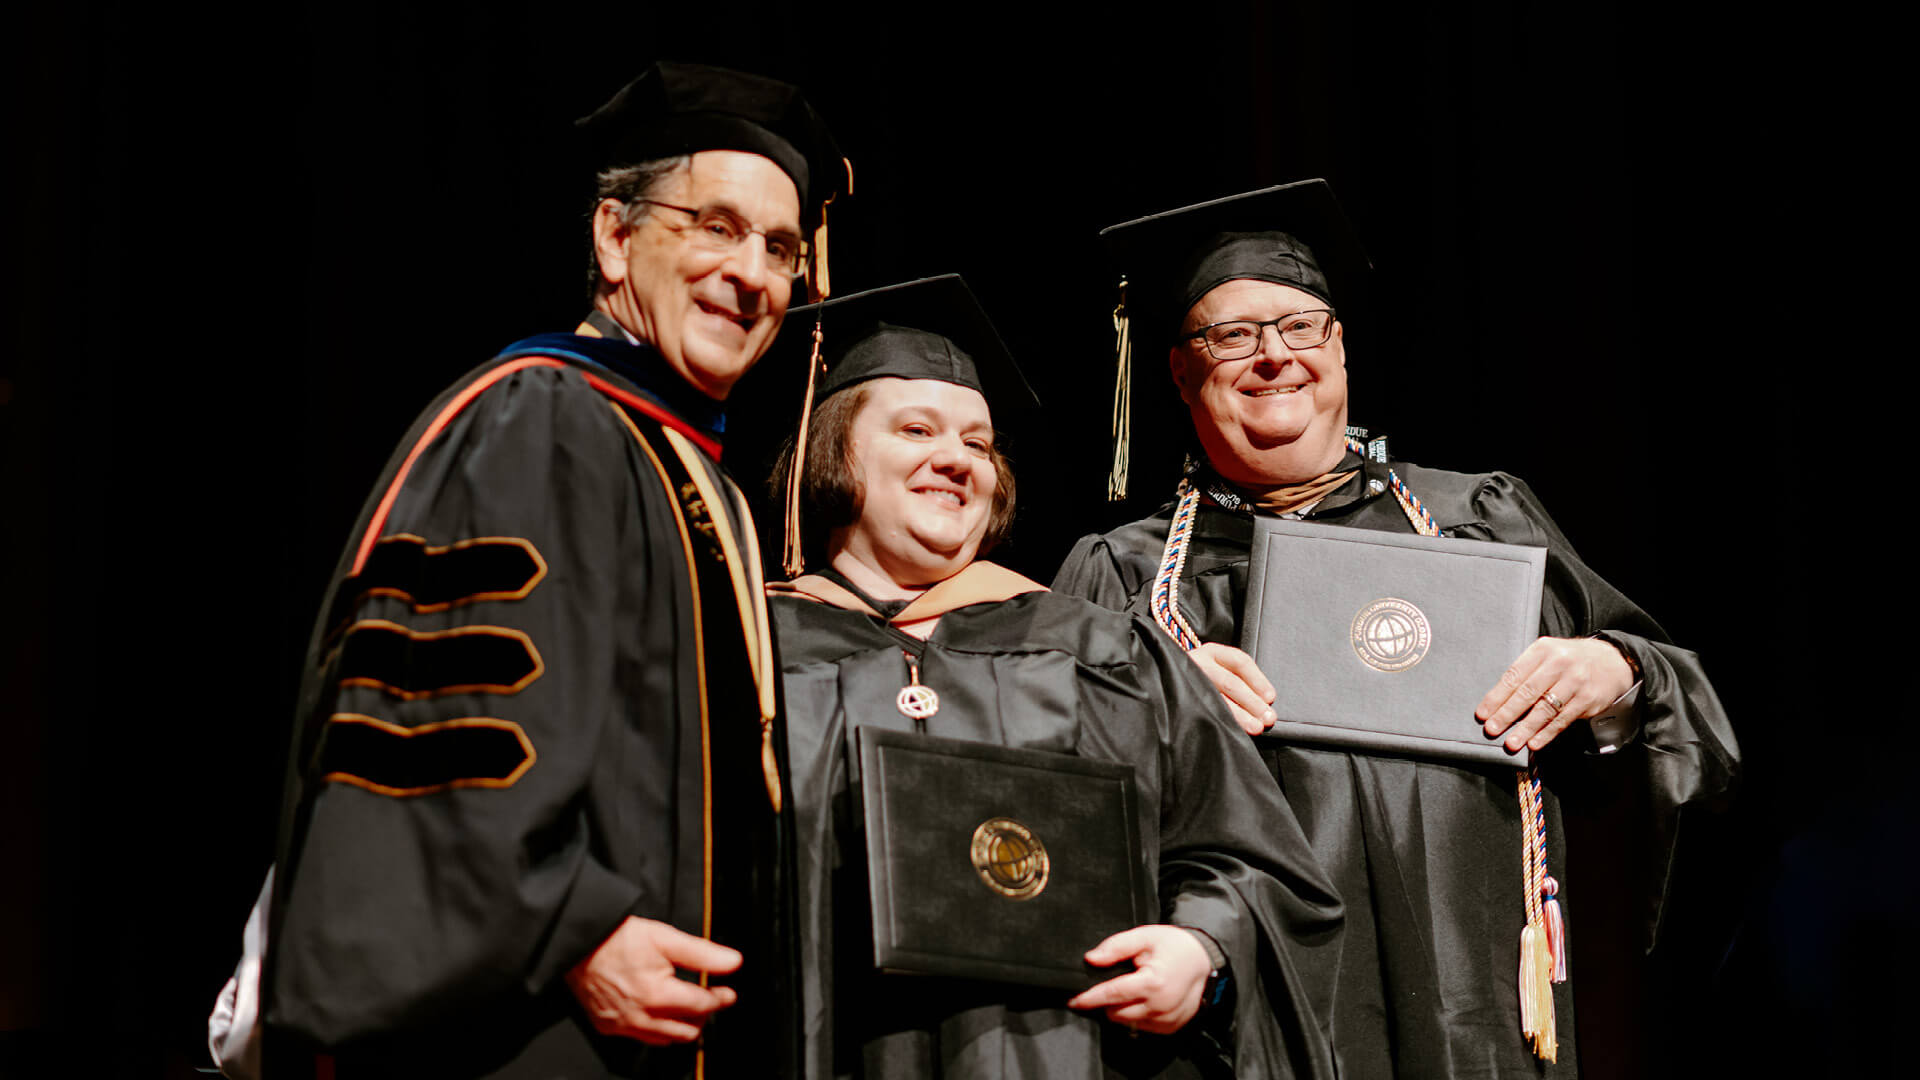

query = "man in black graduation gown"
(244, 63), (848, 1079)
(1052, 182), (1739, 1079)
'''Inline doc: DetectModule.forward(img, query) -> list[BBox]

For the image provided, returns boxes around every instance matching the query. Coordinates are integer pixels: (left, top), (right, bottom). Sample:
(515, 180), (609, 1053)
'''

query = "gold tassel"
(1107, 278), (1132, 502)
(805, 158), (853, 304)
(809, 199), (832, 303)
(1518, 921), (1557, 1061)
(782, 317), (825, 578)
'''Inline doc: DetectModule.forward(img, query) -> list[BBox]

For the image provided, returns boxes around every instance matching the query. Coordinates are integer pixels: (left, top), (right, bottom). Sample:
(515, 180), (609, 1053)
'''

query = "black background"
(4, 1), (1868, 1076)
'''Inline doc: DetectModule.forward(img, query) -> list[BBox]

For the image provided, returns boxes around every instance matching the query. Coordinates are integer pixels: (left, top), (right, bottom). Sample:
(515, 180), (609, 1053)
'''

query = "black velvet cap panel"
(316, 718), (533, 793)
(1100, 179), (1370, 345)
(335, 623), (542, 699)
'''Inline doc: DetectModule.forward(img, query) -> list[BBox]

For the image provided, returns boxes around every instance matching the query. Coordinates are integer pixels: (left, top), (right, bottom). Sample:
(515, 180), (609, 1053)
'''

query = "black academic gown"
(770, 563), (1346, 1080)
(1053, 456), (1739, 1080)
(261, 331), (800, 1080)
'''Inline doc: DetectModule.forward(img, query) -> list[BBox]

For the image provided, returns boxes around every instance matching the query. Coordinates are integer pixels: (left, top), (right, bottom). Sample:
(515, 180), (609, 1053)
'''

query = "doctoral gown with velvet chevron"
(260, 330), (798, 1080)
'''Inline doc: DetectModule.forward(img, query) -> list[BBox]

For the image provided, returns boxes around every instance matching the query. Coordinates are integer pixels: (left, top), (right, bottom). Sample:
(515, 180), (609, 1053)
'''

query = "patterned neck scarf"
(1196, 462), (1358, 516)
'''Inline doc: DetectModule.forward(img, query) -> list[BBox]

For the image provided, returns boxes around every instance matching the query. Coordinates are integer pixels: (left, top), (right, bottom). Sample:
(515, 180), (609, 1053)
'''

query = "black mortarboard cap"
(1095, 180), (1369, 501)
(791, 274), (1040, 410)
(1100, 179), (1370, 348)
(575, 62), (849, 224)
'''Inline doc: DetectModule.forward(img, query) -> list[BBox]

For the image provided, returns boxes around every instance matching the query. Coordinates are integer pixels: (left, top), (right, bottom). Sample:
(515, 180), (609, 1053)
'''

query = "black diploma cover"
(1240, 517), (1546, 767)
(854, 727), (1154, 991)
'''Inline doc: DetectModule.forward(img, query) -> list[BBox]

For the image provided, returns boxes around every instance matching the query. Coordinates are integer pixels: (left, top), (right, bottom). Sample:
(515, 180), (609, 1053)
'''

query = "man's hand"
(1476, 636), (1635, 753)
(565, 917), (742, 1045)
(1066, 925), (1212, 1034)
(1188, 642), (1277, 735)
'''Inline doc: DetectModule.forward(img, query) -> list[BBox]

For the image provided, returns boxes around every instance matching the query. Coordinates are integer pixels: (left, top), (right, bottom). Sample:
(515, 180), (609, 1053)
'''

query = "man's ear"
(1168, 346), (1196, 406)
(591, 199), (631, 286)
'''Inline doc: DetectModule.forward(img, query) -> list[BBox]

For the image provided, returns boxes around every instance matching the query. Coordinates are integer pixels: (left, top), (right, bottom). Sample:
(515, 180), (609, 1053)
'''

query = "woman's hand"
(1188, 642), (1277, 735)
(1476, 636), (1635, 753)
(1066, 925), (1213, 1034)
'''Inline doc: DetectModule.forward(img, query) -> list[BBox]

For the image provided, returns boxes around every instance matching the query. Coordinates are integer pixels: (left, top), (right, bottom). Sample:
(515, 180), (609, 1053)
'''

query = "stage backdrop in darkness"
(4, 2), (1851, 1078)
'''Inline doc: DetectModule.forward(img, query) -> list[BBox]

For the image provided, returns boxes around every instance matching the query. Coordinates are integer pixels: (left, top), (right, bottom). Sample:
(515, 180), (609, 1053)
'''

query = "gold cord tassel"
(1516, 771), (1558, 1062)
(1519, 923), (1557, 1061)
(782, 317), (826, 578)
(1107, 278), (1132, 502)
(805, 159), (853, 304)
(809, 200), (832, 303)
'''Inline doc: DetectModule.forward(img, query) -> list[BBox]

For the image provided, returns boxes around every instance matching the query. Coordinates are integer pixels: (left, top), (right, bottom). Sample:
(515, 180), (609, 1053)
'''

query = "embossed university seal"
(1351, 597), (1432, 672)
(969, 817), (1050, 900)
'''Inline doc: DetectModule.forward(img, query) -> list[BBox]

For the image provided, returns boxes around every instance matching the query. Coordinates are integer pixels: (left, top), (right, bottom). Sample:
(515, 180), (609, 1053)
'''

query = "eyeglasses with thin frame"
(1185, 309), (1336, 360)
(634, 199), (809, 278)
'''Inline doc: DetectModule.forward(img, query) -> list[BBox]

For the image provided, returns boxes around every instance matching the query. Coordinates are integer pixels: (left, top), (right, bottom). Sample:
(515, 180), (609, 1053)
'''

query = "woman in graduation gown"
(762, 276), (1344, 1080)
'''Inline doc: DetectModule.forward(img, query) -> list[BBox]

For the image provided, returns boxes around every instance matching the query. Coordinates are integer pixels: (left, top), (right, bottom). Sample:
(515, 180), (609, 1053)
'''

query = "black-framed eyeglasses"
(634, 199), (809, 278)
(1185, 309), (1336, 360)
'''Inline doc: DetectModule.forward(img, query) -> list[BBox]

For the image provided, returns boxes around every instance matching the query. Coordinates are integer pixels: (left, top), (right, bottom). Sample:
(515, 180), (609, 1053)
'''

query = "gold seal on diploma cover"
(1351, 597), (1432, 672)
(969, 817), (1050, 900)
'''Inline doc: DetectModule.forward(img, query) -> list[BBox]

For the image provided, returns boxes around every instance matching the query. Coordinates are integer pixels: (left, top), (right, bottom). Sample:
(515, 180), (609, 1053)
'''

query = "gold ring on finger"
(1540, 690), (1566, 714)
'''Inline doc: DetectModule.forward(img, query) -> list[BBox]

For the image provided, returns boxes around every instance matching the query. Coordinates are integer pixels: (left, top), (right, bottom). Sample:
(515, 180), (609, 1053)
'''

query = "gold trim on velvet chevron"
(317, 713), (536, 797)
(335, 619), (544, 700)
(359, 533), (547, 610)
(327, 535), (547, 633)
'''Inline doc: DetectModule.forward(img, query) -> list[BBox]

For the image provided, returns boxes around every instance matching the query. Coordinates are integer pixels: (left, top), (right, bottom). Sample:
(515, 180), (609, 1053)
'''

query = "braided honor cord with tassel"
(1378, 447), (1566, 1064)
(1148, 477), (1204, 651)
(1518, 771), (1564, 1061)
(1146, 436), (1566, 1063)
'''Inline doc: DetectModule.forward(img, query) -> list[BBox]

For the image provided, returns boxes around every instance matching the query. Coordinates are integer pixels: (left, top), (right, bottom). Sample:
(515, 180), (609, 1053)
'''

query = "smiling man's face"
(1170, 278), (1350, 486)
(594, 150), (801, 400)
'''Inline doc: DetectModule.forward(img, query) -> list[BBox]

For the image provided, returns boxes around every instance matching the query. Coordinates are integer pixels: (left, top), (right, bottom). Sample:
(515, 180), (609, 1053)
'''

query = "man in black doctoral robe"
(231, 63), (849, 1079)
(1052, 182), (1739, 1079)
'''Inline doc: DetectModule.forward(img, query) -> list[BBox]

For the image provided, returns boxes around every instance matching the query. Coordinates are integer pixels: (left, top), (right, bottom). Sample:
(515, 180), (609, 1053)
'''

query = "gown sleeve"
(1129, 616), (1346, 1079)
(1464, 472), (1740, 944)
(1051, 533), (1138, 612)
(267, 366), (653, 1047)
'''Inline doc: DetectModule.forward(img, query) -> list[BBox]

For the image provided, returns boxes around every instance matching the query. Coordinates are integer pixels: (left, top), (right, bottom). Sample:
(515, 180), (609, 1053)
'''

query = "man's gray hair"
(586, 154), (690, 294)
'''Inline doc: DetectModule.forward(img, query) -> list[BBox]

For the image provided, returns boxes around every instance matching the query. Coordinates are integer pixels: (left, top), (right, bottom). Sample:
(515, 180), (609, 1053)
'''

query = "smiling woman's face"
(831, 377), (998, 589)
